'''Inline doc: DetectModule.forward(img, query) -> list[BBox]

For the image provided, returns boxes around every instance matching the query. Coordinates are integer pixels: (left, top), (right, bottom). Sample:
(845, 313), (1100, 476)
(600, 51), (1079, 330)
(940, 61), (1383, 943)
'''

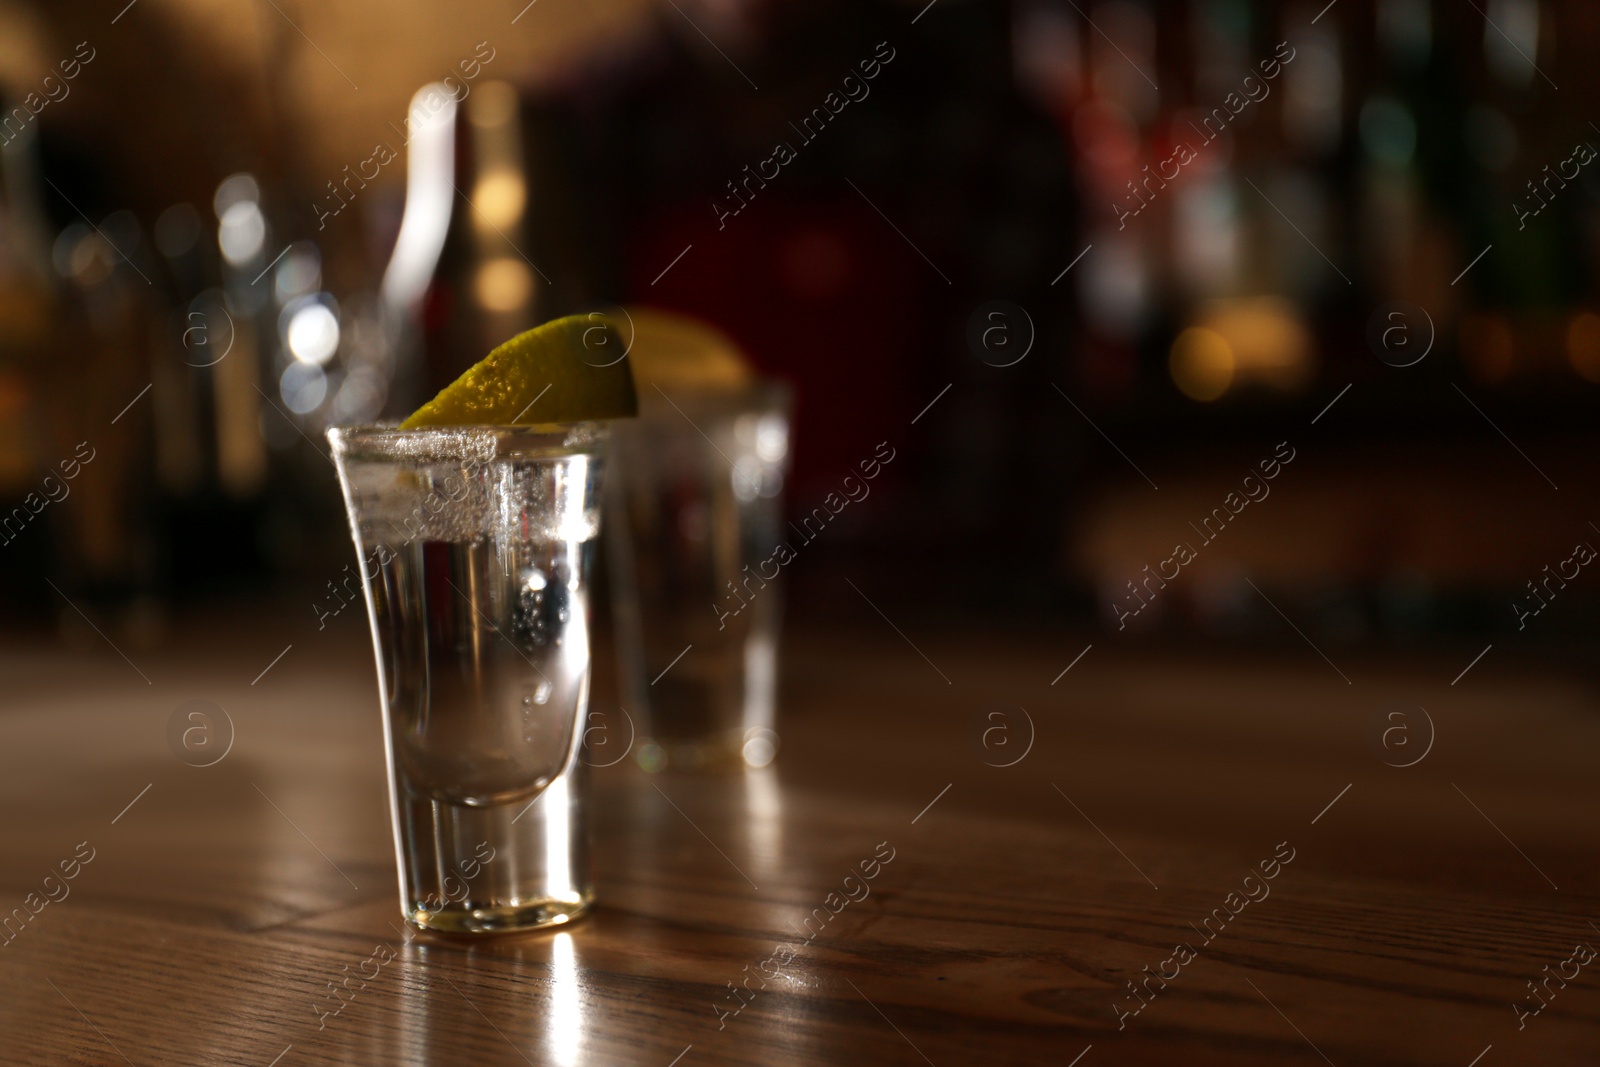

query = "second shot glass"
(608, 381), (792, 771)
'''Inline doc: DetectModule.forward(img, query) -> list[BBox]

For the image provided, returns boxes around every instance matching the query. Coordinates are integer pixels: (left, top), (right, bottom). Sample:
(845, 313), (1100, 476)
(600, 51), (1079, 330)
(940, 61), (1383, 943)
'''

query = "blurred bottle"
(382, 80), (548, 416)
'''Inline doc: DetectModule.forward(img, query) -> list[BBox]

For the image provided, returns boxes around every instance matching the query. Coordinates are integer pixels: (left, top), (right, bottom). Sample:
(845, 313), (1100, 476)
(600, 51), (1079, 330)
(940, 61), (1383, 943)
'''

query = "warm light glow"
(1172, 297), (1315, 402)
(1170, 327), (1234, 401)
(1207, 298), (1313, 388)
(1566, 312), (1600, 383)
(472, 170), (526, 230)
(474, 257), (534, 313)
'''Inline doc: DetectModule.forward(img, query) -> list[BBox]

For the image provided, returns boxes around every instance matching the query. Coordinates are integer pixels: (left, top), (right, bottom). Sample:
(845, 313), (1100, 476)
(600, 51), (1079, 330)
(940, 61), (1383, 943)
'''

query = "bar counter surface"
(0, 619), (1596, 1066)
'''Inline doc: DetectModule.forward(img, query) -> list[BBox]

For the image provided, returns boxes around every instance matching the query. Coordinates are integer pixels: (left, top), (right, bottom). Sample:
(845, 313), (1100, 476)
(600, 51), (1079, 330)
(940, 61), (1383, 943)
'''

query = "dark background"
(2, 0), (1599, 659)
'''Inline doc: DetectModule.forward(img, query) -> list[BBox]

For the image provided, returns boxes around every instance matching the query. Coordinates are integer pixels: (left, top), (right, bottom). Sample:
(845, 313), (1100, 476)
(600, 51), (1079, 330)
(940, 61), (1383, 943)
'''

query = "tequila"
(330, 424), (606, 932)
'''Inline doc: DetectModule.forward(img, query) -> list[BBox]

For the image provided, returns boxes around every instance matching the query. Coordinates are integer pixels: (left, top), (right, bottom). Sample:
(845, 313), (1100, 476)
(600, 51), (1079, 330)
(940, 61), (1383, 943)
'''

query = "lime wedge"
(401, 314), (638, 429)
(625, 307), (753, 393)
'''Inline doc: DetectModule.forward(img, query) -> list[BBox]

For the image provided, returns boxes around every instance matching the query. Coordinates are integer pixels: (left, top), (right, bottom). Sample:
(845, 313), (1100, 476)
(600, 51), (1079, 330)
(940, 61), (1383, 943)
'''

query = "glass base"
(393, 769), (592, 935)
(408, 891), (593, 934)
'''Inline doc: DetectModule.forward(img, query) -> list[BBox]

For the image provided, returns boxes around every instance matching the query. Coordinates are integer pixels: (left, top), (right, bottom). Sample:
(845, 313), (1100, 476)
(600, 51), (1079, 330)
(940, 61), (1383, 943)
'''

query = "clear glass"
(329, 423), (606, 932)
(608, 382), (791, 771)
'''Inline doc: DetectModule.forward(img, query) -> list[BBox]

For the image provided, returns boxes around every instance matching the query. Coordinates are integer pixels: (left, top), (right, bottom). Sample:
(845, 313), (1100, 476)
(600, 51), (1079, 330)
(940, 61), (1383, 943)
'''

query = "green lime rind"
(400, 314), (638, 429)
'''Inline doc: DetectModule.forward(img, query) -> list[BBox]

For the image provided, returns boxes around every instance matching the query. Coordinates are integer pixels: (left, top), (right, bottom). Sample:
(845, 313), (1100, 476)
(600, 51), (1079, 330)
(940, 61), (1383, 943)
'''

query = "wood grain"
(0, 622), (1597, 1066)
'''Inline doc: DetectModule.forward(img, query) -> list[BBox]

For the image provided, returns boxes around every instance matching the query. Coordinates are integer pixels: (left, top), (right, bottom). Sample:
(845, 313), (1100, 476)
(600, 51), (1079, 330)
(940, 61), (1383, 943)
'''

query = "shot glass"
(608, 382), (791, 770)
(329, 423), (607, 932)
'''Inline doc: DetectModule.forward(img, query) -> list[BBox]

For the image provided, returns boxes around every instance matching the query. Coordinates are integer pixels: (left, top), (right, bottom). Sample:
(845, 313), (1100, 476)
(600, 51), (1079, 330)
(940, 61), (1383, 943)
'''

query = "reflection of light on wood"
(1170, 297), (1313, 401)
(1566, 312), (1600, 383)
(549, 931), (581, 1067)
(743, 766), (783, 884)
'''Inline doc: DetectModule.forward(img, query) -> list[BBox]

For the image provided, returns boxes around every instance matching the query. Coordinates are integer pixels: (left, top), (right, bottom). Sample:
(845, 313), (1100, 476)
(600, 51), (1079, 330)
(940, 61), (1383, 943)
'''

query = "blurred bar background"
(2, 0), (1598, 656)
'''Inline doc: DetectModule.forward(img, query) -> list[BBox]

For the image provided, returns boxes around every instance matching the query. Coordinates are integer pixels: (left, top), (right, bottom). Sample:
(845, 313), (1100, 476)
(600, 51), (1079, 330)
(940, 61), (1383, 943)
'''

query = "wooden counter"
(1, 619), (1596, 1065)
